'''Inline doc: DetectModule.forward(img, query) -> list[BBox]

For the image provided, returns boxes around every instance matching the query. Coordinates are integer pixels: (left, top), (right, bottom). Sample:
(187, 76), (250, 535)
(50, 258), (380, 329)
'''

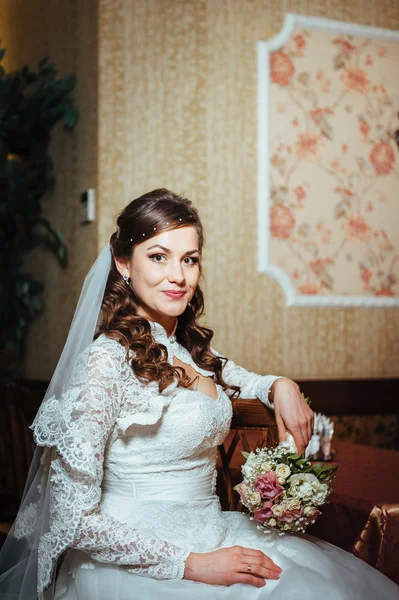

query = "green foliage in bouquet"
(0, 47), (78, 380)
(241, 450), (338, 482)
(288, 454), (338, 482)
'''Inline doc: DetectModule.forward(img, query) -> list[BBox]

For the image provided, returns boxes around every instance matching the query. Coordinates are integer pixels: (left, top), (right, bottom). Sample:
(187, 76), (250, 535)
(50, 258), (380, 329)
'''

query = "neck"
(136, 307), (178, 337)
(154, 317), (177, 337)
(166, 318), (178, 337)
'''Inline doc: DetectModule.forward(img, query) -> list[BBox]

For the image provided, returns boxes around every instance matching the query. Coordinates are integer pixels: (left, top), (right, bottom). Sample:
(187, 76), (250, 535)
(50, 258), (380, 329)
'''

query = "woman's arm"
(211, 347), (313, 455)
(71, 504), (189, 579)
(34, 341), (189, 583)
(211, 347), (285, 409)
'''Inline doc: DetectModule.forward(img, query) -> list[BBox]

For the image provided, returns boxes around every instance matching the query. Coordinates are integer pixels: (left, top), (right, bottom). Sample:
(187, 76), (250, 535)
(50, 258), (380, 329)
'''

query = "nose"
(167, 260), (185, 284)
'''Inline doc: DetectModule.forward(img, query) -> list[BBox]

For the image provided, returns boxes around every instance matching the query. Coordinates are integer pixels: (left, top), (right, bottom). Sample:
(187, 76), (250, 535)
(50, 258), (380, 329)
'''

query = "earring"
(123, 274), (129, 282)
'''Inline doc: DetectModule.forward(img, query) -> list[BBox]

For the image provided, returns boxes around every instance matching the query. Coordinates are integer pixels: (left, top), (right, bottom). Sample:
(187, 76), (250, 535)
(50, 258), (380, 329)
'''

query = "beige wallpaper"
(98, 0), (399, 380)
(0, 0), (99, 379)
(2, 0), (399, 381)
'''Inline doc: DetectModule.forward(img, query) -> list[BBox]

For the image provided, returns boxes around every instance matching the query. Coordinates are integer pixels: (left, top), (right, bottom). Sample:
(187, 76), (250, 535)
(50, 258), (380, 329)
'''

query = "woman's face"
(116, 225), (201, 329)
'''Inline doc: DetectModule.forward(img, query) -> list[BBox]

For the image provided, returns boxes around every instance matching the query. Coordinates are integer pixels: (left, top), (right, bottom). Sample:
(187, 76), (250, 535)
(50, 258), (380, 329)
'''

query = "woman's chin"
(151, 302), (188, 318)
(164, 305), (187, 317)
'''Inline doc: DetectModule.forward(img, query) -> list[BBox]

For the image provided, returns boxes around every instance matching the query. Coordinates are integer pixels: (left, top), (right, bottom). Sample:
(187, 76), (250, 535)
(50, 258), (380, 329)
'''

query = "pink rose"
(294, 185), (306, 201)
(254, 471), (284, 500)
(342, 215), (371, 243)
(341, 67), (370, 94)
(295, 132), (322, 159)
(281, 508), (303, 523)
(254, 501), (273, 522)
(298, 284), (320, 295)
(375, 288), (395, 296)
(234, 482), (248, 504)
(370, 142), (395, 175)
(270, 50), (295, 86)
(270, 204), (296, 240)
(302, 508), (322, 525)
(293, 34), (306, 51)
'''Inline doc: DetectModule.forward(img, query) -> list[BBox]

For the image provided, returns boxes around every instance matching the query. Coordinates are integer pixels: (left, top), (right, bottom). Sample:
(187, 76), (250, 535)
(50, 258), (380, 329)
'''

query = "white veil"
(0, 244), (112, 599)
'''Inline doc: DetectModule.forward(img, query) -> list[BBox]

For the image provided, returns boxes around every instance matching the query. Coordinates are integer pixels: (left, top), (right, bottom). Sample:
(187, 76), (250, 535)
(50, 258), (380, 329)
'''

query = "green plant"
(0, 47), (78, 380)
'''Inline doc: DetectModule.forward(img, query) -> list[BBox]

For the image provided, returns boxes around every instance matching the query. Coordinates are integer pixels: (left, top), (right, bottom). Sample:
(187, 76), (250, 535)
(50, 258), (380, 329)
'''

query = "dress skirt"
(55, 510), (398, 600)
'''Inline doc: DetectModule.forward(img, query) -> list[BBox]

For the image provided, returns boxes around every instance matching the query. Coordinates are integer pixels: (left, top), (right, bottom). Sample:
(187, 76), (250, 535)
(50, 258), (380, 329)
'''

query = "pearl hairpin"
(123, 217), (195, 243)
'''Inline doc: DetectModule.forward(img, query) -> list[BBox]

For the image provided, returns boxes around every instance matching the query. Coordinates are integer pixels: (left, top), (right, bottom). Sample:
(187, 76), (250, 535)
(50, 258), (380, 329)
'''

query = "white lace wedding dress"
(30, 322), (397, 599)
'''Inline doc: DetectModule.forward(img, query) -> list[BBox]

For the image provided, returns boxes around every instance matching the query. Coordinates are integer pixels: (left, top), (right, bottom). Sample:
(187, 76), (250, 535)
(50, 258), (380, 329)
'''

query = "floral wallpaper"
(268, 26), (399, 299)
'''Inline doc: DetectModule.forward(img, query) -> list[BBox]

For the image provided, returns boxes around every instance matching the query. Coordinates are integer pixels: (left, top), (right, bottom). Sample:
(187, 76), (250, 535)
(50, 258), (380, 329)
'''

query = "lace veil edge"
(0, 245), (112, 599)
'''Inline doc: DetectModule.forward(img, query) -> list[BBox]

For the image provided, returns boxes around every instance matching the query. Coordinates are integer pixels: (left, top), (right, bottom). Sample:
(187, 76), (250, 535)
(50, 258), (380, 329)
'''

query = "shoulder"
(73, 334), (130, 383)
(90, 334), (127, 359)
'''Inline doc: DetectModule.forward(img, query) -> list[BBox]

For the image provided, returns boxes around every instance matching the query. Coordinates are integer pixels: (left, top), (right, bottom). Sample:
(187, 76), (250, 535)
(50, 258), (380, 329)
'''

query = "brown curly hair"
(96, 188), (240, 398)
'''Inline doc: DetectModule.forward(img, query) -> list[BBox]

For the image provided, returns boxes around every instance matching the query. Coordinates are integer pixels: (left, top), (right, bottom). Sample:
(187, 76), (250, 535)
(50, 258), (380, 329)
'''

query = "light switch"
(80, 189), (95, 224)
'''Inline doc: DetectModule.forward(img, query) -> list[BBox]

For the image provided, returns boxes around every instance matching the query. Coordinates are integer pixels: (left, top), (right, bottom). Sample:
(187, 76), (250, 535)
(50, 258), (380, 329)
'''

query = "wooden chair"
(0, 385), (277, 548)
(217, 398), (278, 511)
(0, 382), (43, 547)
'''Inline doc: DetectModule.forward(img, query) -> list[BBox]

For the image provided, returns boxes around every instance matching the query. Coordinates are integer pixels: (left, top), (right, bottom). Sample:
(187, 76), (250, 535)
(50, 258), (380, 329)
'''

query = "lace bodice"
(20, 322), (283, 595)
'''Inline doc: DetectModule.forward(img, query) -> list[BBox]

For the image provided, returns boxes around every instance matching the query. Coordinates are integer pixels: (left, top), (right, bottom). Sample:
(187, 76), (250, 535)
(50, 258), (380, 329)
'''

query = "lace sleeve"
(31, 339), (189, 593)
(211, 347), (285, 409)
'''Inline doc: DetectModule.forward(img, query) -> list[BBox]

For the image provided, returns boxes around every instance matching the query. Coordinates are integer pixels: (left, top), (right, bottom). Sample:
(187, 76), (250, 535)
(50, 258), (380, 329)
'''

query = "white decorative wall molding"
(258, 13), (399, 307)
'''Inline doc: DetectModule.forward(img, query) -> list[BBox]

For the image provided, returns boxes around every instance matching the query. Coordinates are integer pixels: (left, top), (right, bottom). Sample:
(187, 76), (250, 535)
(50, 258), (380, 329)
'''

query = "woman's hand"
(183, 546), (281, 587)
(270, 378), (314, 456)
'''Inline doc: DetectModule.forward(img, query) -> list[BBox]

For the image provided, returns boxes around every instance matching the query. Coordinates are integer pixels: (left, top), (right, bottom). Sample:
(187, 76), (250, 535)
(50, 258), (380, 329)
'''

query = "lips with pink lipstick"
(162, 290), (186, 300)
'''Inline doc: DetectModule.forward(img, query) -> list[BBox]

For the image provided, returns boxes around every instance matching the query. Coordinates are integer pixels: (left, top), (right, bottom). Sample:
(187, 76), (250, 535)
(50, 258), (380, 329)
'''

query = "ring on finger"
(247, 564), (252, 573)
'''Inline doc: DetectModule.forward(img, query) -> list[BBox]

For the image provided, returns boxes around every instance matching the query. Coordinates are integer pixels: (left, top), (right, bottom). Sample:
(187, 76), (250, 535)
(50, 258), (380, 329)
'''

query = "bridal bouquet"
(234, 433), (338, 535)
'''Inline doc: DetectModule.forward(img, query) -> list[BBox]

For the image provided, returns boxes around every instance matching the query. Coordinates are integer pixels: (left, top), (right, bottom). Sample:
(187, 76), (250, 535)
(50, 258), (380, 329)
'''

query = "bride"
(0, 188), (397, 599)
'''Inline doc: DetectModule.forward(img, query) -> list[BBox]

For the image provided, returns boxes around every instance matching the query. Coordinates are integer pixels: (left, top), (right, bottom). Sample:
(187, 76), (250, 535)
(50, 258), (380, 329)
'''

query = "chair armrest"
(231, 398), (278, 429)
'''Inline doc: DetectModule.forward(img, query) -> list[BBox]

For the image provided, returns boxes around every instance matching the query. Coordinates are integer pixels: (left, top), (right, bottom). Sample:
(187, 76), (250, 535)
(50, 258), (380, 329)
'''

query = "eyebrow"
(146, 244), (200, 255)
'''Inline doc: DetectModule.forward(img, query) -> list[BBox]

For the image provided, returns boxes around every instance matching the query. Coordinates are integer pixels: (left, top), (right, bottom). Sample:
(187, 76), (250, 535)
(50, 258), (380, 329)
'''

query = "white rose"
(289, 474), (319, 502)
(260, 461), (273, 472)
(241, 464), (253, 479)
(242, 453), (256, 475)
(275, 463), (291, 479)
(304, 506), (316, 516)
(286, 497), (301, 511)
(268, 518), (277, 527)
(278, 477), (286, 485)
(248, 491), (262, 507)
(272, 504), (285, 517)
(312, 482), (329, 505)
(278, 432), (298, 453)
(246, 452), (256, 465)
(291, 483), (313, 502)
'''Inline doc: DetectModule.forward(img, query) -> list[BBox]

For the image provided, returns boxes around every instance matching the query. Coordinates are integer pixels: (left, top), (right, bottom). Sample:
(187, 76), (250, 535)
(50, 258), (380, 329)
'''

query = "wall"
(0, 0), (99, 379)
(98, 0), (399, 380)
(2, 0), (398, 381)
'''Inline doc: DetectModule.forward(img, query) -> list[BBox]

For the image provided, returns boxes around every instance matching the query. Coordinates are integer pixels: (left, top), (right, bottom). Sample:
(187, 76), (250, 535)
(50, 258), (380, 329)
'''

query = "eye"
(183, 256), (199, 266)
(149, 253), (166, 263)
(149, 254), (200, 265)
